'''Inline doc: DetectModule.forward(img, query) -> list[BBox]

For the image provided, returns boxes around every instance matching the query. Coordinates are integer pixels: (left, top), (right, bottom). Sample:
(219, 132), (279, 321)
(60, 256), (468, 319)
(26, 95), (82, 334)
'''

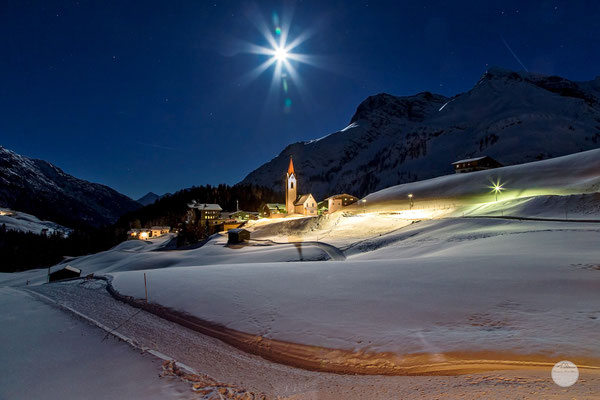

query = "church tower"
(285, 156), (297, 215)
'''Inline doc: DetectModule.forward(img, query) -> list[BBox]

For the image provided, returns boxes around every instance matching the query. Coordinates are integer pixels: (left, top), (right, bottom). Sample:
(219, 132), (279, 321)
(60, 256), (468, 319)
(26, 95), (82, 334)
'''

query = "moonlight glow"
(274, 47), (288, 62)
(238, 9), (318, 111)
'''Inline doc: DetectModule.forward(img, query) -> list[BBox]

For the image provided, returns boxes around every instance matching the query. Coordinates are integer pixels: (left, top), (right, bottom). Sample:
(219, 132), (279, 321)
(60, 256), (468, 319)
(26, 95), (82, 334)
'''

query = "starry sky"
(2, 1), (599, 199)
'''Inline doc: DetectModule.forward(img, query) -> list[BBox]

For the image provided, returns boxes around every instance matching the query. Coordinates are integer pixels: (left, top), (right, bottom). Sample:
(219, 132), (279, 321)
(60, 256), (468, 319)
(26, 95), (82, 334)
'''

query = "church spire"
(287, 156), (295, 175)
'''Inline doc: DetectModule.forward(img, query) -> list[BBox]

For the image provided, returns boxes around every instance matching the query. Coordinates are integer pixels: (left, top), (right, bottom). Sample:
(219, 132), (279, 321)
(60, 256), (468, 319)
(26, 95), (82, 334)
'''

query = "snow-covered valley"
(1, 149), (599, 398)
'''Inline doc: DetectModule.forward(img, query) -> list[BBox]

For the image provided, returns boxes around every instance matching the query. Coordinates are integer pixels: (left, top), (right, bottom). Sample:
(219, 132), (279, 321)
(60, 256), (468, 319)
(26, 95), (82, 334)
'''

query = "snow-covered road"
(20, 280), (600, 399)
(0, 286), (191, 400)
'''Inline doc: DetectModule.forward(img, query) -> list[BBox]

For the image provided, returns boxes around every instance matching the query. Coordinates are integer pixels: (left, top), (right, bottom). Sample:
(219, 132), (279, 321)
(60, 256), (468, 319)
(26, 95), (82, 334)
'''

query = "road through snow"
(22, 279), (600, 399)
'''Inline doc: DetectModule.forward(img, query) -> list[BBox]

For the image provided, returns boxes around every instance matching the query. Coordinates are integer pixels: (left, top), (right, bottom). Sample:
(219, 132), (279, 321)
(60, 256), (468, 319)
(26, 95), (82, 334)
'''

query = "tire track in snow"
(21, 283), (267, 399)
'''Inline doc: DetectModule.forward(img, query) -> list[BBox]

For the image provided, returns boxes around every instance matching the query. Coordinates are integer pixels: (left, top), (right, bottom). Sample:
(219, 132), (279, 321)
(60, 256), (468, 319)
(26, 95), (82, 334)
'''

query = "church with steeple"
(285, 156), (297, 214)
(285, 156), (317, 216)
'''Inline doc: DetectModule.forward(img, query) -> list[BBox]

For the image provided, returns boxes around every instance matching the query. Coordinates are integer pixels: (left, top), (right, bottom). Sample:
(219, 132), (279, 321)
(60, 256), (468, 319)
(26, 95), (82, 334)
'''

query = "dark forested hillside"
(0, 183), (278, 272)
(115, 183), (279, 230)
(0, 224), (125, 272)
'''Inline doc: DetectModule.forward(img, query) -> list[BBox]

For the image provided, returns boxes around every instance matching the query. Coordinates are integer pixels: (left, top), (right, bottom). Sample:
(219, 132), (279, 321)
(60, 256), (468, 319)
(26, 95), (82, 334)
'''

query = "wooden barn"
(452, 156), (502, 173)
(49, 265), (81, 282)
(227, 228), (251, 244)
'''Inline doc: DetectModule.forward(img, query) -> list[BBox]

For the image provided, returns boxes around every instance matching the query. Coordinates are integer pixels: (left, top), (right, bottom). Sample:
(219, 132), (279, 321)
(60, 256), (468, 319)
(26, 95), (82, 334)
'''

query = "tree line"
(0, 183), (279, 272)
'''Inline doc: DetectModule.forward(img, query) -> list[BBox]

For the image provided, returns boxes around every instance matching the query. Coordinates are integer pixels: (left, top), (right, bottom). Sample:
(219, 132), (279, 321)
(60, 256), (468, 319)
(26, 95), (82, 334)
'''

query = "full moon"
(274, 47), (288, 62)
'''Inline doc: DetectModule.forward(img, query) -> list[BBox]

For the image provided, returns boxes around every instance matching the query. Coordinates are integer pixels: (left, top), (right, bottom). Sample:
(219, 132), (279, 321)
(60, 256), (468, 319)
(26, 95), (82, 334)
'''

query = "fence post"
(144, 273), (148, 303)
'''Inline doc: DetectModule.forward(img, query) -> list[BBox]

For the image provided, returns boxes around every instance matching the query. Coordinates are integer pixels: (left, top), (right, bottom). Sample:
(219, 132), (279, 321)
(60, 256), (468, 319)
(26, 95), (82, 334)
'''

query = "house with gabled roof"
(324, 193), (359, 214)
(452, 156), (502, 173)
(294, 193), (317, 216)
(260, 203), (287, 218)
(187, 201), (223, 221)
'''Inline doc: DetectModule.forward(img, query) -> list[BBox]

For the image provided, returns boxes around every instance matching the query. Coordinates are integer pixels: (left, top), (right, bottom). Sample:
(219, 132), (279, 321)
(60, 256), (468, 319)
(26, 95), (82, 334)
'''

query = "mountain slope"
(136, 192), (160, 206)
(240, 67), (600, 199)
(0, 146), (141, 228)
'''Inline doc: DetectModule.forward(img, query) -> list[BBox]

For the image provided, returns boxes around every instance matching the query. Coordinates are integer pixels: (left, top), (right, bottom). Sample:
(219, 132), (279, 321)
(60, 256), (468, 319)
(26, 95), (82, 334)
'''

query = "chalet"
(49, 265), (81, 282)
(324, 193), (359, 214)
(260, 203), (286, 218)
(150, 226), (170, 237)
(227, 228), (251, 244)
(187, 202), (223, 221)
(452, 156), (502, 173)
(294, 194), (318, 216)
(128, 227), (170, 239)
(128, 228), (151, 240)
(222, 210), (259, 221)
(0, 208), (16, 216)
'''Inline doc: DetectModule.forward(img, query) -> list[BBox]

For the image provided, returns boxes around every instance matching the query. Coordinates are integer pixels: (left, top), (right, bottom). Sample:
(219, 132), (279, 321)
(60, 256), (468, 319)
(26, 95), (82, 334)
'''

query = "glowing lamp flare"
(489, 180), (506, 202)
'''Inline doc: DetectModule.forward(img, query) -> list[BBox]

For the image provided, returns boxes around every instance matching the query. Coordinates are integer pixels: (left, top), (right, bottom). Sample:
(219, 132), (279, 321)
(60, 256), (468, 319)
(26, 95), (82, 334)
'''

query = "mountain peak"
(137, 192), (161, 206)
(241, 67), (600, 199)
(479, 66), (528, 82)
(350, 91), (447, 123)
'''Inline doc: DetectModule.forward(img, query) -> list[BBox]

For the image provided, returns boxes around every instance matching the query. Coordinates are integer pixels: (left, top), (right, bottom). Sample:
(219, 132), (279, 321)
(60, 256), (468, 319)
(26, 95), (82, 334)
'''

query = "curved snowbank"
(0, 234), (332, 287)
(107, 279), (600, 375)
(110, 219), (600, 373)
(352, 148), (600, 212)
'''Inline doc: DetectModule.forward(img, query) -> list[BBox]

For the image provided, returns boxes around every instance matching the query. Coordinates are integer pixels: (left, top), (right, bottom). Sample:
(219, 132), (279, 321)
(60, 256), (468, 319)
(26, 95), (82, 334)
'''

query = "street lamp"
(361, 199), (367, 213)
(489, 180), (505, 202)
(408, 193), (414, 209)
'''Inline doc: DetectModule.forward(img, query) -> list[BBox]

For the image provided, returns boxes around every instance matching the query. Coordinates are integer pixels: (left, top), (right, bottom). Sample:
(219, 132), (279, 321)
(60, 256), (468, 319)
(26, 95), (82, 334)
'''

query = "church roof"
(294, 194), (314, 206)
(287, 156), (295, 175)
(324, 193), (357, 201)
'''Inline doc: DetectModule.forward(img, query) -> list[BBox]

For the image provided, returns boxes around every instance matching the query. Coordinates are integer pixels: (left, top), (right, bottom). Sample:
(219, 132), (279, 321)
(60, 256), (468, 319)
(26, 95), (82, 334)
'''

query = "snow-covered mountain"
(0, 209), (73, 236)
(136, 192), (160, 206)
(0, 146), (141, 228)
(240, 67), (600, 199)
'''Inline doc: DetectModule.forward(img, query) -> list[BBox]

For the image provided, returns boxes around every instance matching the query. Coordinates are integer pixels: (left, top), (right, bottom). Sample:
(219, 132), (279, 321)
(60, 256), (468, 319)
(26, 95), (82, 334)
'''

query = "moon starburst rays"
(237, 11), (317, 112)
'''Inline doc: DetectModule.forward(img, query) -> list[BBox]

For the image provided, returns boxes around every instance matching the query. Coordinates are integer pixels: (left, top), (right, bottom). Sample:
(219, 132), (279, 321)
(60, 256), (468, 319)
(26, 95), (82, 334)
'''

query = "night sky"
(2, 1), (599, 199)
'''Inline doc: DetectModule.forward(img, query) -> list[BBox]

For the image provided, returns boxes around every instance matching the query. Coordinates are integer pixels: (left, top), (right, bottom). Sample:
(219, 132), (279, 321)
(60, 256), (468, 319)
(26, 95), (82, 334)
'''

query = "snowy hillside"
(353, 147), (600, 213)
(110, 223), (600, 371)
(240, 67), (600, 198)
(0, 146), (140, 227)
(0, 209), (72, 236)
